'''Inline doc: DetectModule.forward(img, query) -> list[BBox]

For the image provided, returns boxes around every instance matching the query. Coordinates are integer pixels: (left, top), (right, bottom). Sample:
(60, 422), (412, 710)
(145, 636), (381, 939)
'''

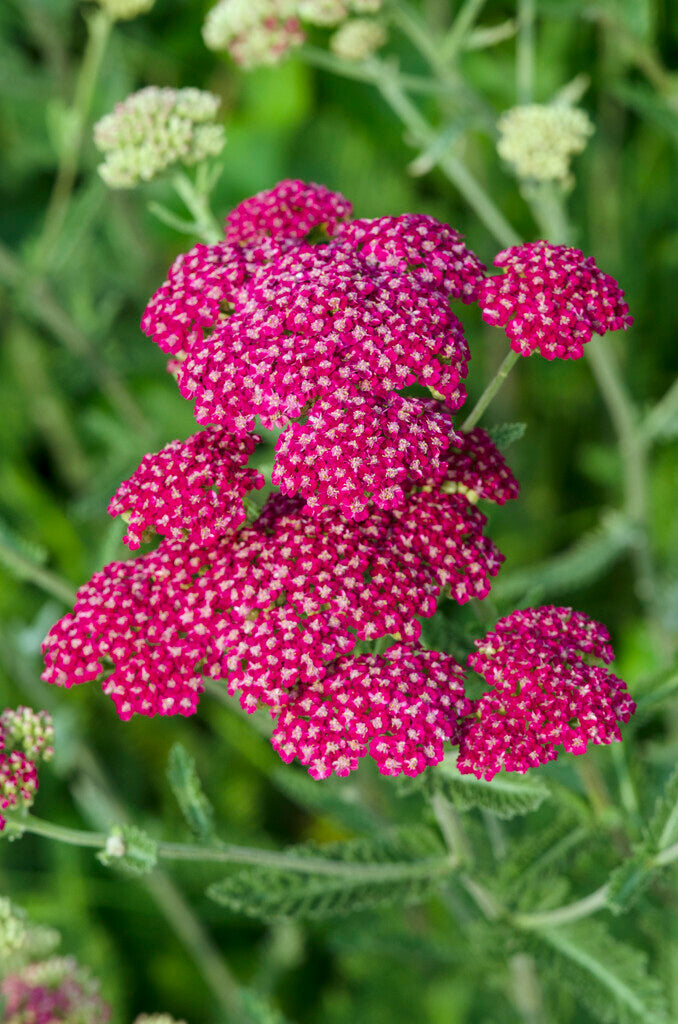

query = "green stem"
(172, 172), (222, 245)
(0, 242), (150, 436)
(375, 66), (521, 247)
(462, 349), (520, 429)
(298, 46), (455, 96)
(441, 0), (488, 62)
(38, 9), (112, 264)
(0, 539), (77, 605)
(19, 814), (457, 881)
(516, 0), (535, 103)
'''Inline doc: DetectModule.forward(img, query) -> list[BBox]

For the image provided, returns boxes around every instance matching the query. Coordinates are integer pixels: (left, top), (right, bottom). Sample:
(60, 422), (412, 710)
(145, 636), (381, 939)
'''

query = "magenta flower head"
(478, 241), (633, 359)
(0, 707), (53, 831)
(273, 394), (455, 520)
(224, 178), (353, 243)
(272, 644), (471, 779)
(0, 956), (110, 1024)
(142, 180), (484, 516)
(457, 606), (636, 780)
(108, 427), (264, 549)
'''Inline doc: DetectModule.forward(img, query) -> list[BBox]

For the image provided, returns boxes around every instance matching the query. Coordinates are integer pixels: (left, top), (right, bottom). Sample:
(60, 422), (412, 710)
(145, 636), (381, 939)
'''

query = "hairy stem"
(462, 349), (520, 429)
(20, 814), (457, 880)
(516, 0), (535, 103)
(38, 8), (112, 264)
(172, 172), (222, 245)
(0, 539), (77, 605)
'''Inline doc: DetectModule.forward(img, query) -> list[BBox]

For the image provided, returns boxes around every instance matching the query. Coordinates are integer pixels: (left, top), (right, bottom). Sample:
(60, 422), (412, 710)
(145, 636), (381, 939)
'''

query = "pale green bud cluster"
(0, 898), (27, 961)
(94, 0), (155, 20)
(497, 103), (594, 184)
(330, 17), (386, 59)
(1, 707), (54, 762)
(94, 87), (226, 189)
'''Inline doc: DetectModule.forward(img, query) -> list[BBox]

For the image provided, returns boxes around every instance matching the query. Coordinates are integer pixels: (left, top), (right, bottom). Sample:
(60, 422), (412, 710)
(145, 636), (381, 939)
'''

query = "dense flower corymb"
(43, 429), (514, 724)
(0, 957), (110, 1024)
(273, 395), (455, 519)
(94, 87), (225, 189)
(478, 241), (633, 359)
(272, 645), (471, 779)
(497, 104), (594, 184)
(202, 0), (304, 68)
(457, 606), (636, 780)
(109, 428), (264, 549)
(225, 178), (352, 243)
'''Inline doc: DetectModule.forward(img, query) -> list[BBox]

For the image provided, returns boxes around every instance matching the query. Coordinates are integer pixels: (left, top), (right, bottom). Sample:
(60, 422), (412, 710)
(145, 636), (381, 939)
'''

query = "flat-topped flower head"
(339, 214), (485, 302)
(0, 957), (110, 1024)
(94, 87), (225, 189)
(497, 104), (594, 184)
(330, 18), (386, 59)
(457, 606), (636, 780)
(203, 0), (304, 68)
(108, 427), (264, 549)
(273, 395), (455, 519)
(224, 179), (352, 243)
(43, 484), (506, 721)
(272, 644), (470, 779)
(0, 707), (53, 831)
(478, 241), (633, 359)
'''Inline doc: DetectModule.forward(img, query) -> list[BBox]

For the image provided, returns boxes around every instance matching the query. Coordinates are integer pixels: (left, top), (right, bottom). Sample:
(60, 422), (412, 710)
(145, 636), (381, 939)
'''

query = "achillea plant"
(40, 180), (635, 785)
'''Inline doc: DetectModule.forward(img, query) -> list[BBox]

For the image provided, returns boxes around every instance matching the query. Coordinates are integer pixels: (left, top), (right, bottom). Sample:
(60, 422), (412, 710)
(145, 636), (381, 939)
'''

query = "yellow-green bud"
(497, 103), (594, 184)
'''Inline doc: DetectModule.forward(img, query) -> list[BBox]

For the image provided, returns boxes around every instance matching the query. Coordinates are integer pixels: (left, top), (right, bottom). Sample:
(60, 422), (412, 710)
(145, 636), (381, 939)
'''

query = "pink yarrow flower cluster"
(142, 180), (485, 516)
(0, 707), (53, 831)
(0, 957), (110, 1024)
(457, 606), (636, 780)
(43, 430), (515, 759)
(108, 427), (264, 548)
(478, 241), (633, 359)
(272, 645), (471, 779)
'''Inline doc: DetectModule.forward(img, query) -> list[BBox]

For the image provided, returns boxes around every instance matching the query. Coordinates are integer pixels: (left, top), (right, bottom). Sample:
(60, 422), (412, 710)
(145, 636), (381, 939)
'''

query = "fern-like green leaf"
(645, 765), (678, 852)
(427, 757), (550, 819)
(528, 920), (669, 1024)
(606, 853), (655, 914)
(207, 828), (451, 921)
(494, 512), (635, 603)
(486, 422), (526, 450)
(167, 743), (214, 840)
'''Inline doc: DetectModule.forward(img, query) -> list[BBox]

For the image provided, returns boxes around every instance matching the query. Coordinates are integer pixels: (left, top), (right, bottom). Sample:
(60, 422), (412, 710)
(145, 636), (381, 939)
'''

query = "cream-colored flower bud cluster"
(0, 898), (27, 961)
(330, 17), (386, 59)
(0, 707), (54, 762)
(95, 0), (155, 20)
(497, 103), (594, 184)
(203, 0), (385, 67)
(94, 87), (226, 189)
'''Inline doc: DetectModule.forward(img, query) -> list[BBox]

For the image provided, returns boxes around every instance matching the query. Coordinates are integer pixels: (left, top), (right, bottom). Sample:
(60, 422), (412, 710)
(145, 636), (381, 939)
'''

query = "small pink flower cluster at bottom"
(0, 957), (110, 1024)
(272, 645), (471, 779)
(0, 707), (53, 831)
(457, 606), (636, 780)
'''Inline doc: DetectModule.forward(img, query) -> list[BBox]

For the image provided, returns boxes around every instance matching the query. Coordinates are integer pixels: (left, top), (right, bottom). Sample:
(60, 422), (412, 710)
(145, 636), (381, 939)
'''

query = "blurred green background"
(1, 1), (678, 1021)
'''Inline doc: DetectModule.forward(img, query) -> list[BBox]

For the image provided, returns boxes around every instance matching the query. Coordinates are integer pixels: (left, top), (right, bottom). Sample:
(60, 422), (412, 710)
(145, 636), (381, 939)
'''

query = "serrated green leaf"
(429, 757), (550, 819)
(528, 920), (669, 1024)
(167, 743), (214, 840)
(97, 825), (158, 877)
(208, 829), (451, 921)
(486, 422), (526, 450)
(606, 853), (655, 914)
(494, 512), (635, 603)
(646, 765), (678, 852)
